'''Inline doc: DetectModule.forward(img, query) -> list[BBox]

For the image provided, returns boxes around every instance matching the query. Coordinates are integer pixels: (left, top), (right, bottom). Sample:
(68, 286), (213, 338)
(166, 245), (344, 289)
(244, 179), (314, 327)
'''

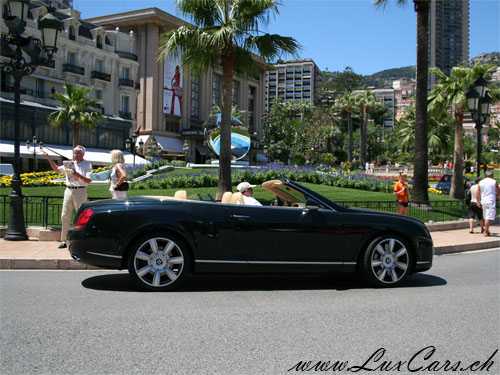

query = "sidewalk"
(0, 224), (498, 270)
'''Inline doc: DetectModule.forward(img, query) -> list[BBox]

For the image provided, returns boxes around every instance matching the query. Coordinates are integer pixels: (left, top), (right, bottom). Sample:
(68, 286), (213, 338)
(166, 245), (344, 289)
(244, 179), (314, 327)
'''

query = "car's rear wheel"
(362, 235), (412, 287)
(127, 233), (191, 291)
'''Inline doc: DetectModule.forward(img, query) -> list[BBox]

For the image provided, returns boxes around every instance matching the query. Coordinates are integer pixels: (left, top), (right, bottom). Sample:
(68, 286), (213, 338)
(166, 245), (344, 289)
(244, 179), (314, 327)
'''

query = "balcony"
(91, 70), (111, 82)
(63, 63), (84, 75)
(119, 78), (134, 88)
(119, 111), (132, 120)
(116, 50), (138, 61)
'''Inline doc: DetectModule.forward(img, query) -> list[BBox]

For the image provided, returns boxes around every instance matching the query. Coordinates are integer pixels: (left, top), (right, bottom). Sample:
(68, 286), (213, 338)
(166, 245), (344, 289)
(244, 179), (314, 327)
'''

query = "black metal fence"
(1, 194), (474, 229)
(0, 195), (106, 229)
(337, 200), (469, 223)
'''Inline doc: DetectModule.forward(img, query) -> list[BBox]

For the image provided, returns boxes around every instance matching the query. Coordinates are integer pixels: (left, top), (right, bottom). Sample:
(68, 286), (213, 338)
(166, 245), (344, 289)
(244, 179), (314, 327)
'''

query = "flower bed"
(0, 166), (111, 188)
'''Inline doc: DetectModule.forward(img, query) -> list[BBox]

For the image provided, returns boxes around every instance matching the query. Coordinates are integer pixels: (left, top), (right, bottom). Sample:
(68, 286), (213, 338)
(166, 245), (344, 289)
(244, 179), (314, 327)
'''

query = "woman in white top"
(467, 179), (484, 234)
(109, 149), (127, 200)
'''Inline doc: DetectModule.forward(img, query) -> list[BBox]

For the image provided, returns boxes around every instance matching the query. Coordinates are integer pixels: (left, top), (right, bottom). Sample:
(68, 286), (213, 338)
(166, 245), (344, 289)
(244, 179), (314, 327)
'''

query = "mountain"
(321, 52), (499, 90)
(362, 66), (416, 88)
(468, 52), (500, 67)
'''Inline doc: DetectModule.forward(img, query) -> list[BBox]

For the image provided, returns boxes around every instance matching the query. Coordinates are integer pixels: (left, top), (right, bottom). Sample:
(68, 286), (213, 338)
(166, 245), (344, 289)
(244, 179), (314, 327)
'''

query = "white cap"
(237, 182), (256, 193)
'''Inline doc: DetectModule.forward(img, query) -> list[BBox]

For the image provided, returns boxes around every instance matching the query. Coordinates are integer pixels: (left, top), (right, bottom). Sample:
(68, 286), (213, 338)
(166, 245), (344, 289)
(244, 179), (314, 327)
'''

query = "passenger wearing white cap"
(236, 182), (262, 206)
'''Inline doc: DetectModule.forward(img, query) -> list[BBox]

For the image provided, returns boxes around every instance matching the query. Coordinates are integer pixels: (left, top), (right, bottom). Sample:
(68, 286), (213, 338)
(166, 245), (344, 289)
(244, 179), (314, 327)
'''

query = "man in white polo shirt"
(477, 170), (500, 237)
(43, 145), (92, 248)
(236, 182), (262, 206)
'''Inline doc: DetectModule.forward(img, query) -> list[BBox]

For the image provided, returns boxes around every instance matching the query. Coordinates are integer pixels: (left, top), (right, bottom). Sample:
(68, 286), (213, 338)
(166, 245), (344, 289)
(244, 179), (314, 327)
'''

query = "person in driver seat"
(237, 182), (262, 206)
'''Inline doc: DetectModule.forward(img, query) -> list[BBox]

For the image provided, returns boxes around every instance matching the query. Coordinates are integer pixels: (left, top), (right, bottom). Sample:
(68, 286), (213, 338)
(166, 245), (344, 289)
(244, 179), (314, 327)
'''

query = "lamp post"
(125, 134), (144, 167)
(147, 139), (158, 157)
(183, 139), (190, 161)
(2, 0), (64, 241)
(25, 136), (43, 171)
(466, 74), (492, 178)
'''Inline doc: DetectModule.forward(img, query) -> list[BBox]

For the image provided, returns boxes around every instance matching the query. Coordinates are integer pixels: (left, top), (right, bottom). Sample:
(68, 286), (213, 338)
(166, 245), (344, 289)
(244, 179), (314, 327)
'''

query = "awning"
(0, 141), (149, 167)
(196, 145), (211, 156)
(155, 135), (184, 153)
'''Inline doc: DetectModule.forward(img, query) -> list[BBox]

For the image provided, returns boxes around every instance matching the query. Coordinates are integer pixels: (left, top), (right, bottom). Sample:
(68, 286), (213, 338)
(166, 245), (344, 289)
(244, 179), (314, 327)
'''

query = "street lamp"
(183, 139), (190, 161)
(125, 134), (144, 167)
(2, 0), (64, 241)
(466, 74), (492, 178)
(147, 139), (159, 157)
(25, 136), (43, 171)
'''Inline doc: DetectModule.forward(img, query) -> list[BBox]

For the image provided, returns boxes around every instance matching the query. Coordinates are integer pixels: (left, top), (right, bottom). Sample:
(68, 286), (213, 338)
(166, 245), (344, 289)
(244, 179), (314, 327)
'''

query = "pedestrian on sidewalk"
(43, 145), (92, 248)
(467, 179), (484, 234)
(109, 149), (127, 200)
(477, 170), (500, 237)
(394, 173), (409, 216)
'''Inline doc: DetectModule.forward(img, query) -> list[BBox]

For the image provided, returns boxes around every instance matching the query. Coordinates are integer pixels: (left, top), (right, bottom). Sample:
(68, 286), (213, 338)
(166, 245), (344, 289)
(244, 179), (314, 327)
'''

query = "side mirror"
(302, 199), (320, 216)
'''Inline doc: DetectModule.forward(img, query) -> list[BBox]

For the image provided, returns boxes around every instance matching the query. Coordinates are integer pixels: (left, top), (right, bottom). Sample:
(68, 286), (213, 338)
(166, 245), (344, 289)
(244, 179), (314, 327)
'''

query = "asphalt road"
(1, 249), (499, 375)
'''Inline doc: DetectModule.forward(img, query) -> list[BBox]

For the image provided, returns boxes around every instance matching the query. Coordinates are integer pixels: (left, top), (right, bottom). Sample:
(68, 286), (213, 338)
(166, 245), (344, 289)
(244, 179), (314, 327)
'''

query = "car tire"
(127, 233), (191, 291)
(362, 235), (412, 287)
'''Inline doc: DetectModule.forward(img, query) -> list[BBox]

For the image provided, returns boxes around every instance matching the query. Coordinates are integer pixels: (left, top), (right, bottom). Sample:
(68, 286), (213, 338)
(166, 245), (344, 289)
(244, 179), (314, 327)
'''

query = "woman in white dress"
(109, 149), (127, 200)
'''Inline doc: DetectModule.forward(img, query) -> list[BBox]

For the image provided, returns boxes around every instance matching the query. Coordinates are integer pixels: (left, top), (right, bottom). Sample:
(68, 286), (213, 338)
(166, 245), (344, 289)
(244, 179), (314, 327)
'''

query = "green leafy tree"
(354, 90), (378, 166)
(428, 64), (498, 199)
(335, 92), (358, 161)
(159, 0), (300, 198)
(375, 0), (431, 202)
(261, 99), (314, 162)
(48, 83), (104, 149)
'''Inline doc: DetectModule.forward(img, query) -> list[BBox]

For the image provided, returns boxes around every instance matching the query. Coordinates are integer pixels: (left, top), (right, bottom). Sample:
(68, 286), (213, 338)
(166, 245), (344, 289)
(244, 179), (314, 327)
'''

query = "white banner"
(163, 53), (183, 116)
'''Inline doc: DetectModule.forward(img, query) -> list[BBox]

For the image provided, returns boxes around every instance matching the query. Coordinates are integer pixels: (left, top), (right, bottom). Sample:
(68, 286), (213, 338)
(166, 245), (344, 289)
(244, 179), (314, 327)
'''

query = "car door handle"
(230, 215), (250, 221)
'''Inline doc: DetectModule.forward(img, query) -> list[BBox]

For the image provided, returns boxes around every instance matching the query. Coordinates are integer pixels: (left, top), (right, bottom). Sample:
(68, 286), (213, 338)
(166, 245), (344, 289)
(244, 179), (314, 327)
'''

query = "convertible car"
(68, 179), (433, 291)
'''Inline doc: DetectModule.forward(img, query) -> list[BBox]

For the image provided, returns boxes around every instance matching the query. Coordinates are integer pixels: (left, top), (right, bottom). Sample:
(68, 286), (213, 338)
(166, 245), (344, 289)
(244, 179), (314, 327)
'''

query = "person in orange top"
(394, 173), (409, 216)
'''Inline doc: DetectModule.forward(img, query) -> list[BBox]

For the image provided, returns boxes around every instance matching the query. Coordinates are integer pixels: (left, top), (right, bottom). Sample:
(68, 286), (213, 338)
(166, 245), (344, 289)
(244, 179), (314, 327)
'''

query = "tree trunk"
(73, 124), (80, 150)
(360, 109), (368, 165)
(411, 0), (430, 203)
(217, 52), (235, 200)
(347, 113), (353, 162)
(450, 109), (464, 199)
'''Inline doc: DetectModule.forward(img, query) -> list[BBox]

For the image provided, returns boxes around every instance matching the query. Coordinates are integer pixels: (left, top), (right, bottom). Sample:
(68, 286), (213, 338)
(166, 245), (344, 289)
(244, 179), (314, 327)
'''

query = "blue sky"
(74, 0), (500, 75)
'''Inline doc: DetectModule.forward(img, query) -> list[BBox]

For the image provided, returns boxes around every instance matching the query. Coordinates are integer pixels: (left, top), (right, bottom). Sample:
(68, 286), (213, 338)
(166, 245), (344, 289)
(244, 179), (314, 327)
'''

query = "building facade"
(429, 0), (469, 86)
(1, 0), (140, 168)
(87, 7), (267, 164)
(264, 59), (322, 111)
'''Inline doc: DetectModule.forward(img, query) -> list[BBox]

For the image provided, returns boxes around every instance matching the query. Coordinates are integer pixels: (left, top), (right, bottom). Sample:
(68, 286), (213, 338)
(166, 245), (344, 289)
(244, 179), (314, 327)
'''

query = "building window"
(165, 120), (180, 133)
(248, 86), (256, 130)
(36, 79), (44, 98)
(190, 74), (199, 118)
(68, 52), (76, 65)
(69, 26), (76, 41)
(232, 80), (240, 108)
(122, 67), (129, 80)
(95, 89), (102, 101)
(96, 35), (102, 49)
(95, 60), (102, 72)
(212, 74), (221, 108)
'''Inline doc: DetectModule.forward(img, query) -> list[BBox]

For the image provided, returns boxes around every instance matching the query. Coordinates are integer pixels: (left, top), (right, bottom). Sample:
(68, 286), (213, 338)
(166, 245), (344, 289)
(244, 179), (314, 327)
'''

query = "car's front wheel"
(127, 233), (191, 291)
(362, 235), (412, 287)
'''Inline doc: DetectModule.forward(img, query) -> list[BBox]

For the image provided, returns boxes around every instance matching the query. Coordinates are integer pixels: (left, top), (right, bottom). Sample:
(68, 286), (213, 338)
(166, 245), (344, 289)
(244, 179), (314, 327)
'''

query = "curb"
(433, 240), (500, 255)
(0, 258), (102, 270)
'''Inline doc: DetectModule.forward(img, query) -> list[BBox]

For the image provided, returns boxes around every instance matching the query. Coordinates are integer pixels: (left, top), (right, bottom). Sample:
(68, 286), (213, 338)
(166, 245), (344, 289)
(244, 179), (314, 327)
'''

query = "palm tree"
(48, 83), (104, 149)
(428, 64), (497, 199)
(336, 92), (358, 162)
(159, 0), (300, 199)
(375, 0), (430, 202)
(355, 90), (377, 166)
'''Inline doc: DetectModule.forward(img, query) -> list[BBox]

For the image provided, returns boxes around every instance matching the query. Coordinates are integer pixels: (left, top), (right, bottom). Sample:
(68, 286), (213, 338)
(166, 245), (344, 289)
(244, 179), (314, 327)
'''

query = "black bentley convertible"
(68, 179), (433, 291)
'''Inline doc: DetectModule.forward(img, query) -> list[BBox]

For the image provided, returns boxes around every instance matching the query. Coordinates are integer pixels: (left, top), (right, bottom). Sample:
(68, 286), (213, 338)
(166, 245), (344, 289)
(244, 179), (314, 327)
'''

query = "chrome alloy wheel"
(133, 237), (185, 288)
(369, 238), (409, 284)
